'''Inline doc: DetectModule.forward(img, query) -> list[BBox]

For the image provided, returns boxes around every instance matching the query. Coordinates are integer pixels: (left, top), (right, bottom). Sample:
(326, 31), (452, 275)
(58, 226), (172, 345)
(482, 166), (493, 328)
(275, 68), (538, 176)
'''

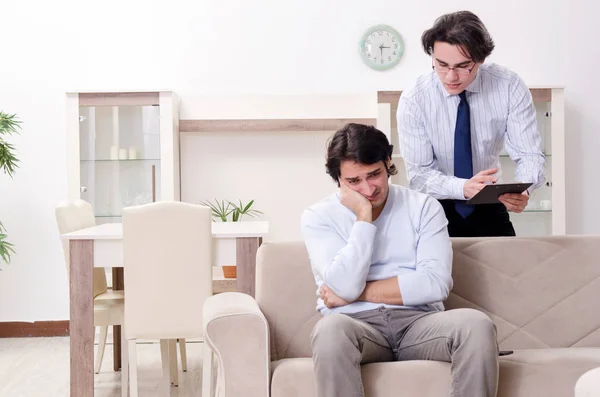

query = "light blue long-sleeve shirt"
(397, 63), (545, 200)
(301, 184), (453, 315)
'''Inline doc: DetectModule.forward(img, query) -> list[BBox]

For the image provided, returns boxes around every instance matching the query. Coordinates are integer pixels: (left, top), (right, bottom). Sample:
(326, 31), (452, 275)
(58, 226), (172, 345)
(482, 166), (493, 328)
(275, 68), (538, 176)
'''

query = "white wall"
(564, 1), (600, 233)
(1, 0), (596, 321)
(180, 93), (377, 246)
(182, 129), (336, 243)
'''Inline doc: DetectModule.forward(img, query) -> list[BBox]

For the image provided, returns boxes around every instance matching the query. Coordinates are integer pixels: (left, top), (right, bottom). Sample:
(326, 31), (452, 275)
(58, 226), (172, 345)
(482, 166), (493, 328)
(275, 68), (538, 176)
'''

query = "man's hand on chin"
(320, 285), (350, 309)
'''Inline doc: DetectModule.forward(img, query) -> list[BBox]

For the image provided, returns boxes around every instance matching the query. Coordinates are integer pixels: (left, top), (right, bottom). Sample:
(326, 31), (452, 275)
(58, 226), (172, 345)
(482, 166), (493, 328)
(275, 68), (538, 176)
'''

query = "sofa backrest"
(255, 236), (600, 362)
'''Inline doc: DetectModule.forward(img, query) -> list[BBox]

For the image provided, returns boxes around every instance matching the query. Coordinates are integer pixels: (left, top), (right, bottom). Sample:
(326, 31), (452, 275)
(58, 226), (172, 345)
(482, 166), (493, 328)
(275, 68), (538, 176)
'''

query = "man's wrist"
(359, 283), (371, 301)
(356, 210), (372, 223)
(456, 178), (468, 200)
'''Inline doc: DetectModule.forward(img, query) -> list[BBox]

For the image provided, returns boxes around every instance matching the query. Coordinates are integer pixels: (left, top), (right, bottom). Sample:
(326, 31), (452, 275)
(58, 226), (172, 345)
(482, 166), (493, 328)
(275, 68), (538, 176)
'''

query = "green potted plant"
(199, 198), (264, 279)
(0, 112), (21, 268)
(199, 199), (263, 222)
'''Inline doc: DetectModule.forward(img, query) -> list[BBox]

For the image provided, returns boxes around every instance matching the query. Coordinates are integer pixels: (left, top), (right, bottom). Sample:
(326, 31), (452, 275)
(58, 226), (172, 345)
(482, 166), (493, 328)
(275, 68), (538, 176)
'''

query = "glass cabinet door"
(78, 105), (161, 223)
(501, 99), (553, 236)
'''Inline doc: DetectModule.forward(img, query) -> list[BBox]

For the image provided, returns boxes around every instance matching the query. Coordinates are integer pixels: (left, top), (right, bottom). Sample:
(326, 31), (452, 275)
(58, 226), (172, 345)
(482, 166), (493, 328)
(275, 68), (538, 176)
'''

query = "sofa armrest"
(203, 292), (270, 397)
(575, 367), (600, 397)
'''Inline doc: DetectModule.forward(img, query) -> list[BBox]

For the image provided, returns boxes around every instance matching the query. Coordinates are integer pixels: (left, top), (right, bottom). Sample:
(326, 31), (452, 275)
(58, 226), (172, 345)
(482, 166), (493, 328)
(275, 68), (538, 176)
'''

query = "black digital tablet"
(465, 183), (533, 205)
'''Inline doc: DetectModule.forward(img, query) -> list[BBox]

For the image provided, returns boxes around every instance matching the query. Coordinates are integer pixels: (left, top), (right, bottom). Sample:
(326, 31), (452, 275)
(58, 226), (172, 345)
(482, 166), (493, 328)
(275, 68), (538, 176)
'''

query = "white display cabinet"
(65, 91), (180, 223)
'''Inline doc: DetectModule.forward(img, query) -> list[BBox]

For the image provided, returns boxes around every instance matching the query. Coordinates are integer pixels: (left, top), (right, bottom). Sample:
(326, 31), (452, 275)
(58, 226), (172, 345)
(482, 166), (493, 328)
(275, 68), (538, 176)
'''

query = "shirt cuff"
(396, 272), (424, 307)
(452, 178), (468, 200)
(350, 221), (377, 241)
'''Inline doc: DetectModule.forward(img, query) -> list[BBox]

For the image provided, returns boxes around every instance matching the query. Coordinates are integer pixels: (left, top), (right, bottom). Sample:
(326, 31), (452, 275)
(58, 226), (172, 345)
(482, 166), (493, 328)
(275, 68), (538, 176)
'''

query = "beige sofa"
(203, 236), (600, 397)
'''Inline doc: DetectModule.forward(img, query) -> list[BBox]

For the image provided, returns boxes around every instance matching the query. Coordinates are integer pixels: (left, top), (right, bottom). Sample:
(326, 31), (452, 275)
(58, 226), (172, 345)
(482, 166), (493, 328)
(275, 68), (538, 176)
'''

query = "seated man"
(301, 123), (499, 397)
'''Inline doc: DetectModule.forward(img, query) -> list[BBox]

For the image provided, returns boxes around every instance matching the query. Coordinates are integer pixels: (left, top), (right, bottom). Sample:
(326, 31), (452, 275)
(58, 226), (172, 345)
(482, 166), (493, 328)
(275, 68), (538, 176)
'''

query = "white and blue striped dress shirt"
(397, 63), (545, 200)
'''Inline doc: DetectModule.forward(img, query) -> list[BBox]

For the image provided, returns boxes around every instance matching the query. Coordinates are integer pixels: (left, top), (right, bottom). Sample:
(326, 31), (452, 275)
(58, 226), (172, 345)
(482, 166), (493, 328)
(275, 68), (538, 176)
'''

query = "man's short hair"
(421, 10), (495, 63)
(325, 123), (397, 186)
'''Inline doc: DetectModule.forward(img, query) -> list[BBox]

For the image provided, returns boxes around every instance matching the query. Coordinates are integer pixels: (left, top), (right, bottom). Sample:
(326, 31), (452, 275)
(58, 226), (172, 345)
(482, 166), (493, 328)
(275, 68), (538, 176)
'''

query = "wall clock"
(359, 25), (404, 71)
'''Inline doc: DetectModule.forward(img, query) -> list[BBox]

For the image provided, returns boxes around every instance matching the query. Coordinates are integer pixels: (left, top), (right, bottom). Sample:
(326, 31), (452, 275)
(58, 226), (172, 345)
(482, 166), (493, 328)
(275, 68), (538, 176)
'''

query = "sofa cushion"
(270, 348), (600, 397)
(271, 358), (450, 397)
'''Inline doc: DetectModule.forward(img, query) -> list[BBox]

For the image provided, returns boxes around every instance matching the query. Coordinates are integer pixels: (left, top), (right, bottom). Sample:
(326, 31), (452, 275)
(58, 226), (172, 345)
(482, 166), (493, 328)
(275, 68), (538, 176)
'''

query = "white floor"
(0, 337), (207, 397)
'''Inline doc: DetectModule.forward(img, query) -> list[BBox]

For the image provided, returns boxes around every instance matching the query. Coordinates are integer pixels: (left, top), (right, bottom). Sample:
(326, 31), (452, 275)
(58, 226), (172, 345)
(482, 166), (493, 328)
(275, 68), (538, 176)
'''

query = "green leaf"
(225, 199), (262, 221)
(0, 111), (21, 266)
(200, 199), (233, 222)
(0, 234), (15, 264)
(243, 199), (254, 213)
(0, 112), (22, 136)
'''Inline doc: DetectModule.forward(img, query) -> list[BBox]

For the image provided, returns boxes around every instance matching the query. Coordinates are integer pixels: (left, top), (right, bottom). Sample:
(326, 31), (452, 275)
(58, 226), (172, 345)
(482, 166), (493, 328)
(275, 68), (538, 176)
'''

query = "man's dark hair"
(421, 11), (495, 63)
(325, 123), (397, 186)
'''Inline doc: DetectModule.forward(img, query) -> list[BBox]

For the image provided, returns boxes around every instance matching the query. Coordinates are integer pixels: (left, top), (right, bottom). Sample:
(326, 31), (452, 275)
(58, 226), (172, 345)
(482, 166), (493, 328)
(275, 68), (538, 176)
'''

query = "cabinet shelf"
(500, 154), (551, 158)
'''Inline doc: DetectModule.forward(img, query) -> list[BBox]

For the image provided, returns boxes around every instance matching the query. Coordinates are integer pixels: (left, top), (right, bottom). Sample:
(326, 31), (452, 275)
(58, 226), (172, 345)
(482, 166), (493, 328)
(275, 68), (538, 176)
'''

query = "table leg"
(235, 237), (262, 297)
(112, 268), (124, 371)
(70, 239), (95, 397)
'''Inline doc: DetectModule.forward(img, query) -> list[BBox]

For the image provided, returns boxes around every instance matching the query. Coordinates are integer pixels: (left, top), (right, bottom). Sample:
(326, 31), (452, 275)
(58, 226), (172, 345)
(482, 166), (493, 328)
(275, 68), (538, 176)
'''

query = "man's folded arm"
(301, 209), (376, 301)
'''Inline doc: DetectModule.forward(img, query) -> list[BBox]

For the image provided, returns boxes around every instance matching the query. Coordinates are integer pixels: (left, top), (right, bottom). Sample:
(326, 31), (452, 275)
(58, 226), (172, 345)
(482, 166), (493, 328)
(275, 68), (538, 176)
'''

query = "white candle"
(128, 146), (137, 160)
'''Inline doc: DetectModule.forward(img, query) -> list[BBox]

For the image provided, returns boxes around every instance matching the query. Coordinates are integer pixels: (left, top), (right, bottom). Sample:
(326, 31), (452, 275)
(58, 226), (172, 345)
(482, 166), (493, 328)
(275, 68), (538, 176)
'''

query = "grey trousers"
(310, 307), (499, 397)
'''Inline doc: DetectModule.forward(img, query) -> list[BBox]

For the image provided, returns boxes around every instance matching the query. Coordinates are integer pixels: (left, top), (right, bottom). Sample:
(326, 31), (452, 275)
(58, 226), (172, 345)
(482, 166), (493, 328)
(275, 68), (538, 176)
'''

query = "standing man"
(397, 11), (545, 237)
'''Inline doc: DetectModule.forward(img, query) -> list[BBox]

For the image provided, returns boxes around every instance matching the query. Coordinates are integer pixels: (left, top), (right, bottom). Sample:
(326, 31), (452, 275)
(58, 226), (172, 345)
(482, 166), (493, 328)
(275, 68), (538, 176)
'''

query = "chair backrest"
(256, 236), (600, 362)
(55, 199), (108, 298)
(123, 201), (212, 339)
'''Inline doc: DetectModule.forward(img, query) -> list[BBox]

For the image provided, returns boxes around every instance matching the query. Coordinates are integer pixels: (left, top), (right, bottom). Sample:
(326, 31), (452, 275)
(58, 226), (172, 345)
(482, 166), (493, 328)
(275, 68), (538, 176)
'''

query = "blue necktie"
(454, 91), (474, 218)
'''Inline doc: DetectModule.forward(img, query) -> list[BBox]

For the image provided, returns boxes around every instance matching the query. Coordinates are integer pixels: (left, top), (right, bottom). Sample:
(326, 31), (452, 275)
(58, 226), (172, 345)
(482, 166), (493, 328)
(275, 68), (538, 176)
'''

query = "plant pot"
(211, 220), (269, 237)
(222, 266), (236, 279)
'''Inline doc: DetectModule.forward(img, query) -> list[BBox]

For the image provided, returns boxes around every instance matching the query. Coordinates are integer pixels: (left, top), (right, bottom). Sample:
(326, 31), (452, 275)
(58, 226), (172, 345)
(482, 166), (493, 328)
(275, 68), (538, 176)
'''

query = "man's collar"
(466, 66), (483, 93)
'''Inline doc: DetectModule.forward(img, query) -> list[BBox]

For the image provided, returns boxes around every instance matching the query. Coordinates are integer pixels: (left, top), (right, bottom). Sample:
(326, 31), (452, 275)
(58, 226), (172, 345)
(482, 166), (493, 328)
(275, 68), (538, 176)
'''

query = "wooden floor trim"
(0, 321), (70, 338)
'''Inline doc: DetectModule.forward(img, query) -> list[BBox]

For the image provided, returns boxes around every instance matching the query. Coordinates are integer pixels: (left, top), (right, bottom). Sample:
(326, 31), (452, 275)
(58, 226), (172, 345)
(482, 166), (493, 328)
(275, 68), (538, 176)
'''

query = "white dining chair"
(123, 201), (213, 397)
(56, 199), (188, 393)
(55, 199), (129, 396)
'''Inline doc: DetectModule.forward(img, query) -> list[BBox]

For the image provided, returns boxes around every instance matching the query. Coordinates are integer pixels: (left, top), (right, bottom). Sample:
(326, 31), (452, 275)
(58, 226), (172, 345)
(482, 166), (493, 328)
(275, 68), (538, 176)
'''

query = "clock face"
(360, 25), (404, 71)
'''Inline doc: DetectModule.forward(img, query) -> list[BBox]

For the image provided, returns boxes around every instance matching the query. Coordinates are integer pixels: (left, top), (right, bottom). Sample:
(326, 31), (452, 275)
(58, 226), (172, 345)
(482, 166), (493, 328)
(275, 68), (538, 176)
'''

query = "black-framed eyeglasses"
(432, 61), (476, 75)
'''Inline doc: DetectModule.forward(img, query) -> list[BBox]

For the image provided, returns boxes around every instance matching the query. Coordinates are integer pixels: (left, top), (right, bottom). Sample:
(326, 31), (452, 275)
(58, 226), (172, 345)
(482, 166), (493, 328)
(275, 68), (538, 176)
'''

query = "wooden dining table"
(61, 221), (268, 397)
